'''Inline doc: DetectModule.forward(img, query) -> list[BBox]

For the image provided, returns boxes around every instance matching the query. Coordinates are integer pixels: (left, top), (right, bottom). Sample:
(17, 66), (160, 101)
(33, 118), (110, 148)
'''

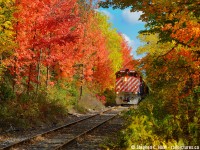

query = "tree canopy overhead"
(100, 0), (200, 48)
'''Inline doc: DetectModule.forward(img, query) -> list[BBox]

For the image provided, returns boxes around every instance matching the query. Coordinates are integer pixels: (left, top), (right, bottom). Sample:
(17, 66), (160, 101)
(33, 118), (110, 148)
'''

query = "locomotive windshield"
(116, 71), (126, 78)
(128, 72), (138, 77)
(115, 70), (138, 78)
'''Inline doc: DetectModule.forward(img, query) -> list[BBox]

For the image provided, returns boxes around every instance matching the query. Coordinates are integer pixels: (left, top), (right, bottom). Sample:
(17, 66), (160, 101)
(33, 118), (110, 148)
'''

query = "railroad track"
(0, 106), (128, 150)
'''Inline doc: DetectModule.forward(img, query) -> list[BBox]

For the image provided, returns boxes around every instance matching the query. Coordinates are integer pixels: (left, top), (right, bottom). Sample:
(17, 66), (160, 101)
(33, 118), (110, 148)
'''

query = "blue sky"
(98, 7), (146, 59)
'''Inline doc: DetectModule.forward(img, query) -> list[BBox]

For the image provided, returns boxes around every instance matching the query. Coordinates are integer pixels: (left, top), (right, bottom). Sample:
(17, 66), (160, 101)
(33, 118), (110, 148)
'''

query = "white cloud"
(122, 34), (145, 59)
(122, 33), (135, 48)
(95, 9), (113, 20)
(100, 10), (114, 20)
(122, 9), (143, 24)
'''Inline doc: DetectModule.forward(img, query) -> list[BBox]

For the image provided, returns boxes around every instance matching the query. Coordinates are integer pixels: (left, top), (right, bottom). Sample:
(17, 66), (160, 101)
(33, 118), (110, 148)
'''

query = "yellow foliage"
(96, 13), (123, 73)
(0, 0), (15, 77)
(137, 33), (175, 57)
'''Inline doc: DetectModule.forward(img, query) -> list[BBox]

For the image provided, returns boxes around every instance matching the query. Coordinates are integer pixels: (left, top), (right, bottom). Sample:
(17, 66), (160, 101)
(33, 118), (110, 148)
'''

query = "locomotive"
(115, 69), (148, 105)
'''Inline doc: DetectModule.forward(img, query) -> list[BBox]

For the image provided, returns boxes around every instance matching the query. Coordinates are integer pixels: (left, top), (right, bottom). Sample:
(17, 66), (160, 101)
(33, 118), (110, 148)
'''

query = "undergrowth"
(0, 91), (68, 129)
(105, 90), (200, 150)
(0, 80), (80, 129)
(0, 79), (108, 129)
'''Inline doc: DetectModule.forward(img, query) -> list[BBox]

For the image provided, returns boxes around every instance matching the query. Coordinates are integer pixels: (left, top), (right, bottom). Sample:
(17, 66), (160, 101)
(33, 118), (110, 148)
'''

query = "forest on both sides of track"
(0, 0), (200, 148)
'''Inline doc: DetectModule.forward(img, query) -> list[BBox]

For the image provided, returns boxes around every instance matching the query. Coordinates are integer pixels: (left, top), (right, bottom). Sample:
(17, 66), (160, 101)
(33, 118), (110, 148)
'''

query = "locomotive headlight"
(116, 92), (119, 94)
(124, 77), (127, 82)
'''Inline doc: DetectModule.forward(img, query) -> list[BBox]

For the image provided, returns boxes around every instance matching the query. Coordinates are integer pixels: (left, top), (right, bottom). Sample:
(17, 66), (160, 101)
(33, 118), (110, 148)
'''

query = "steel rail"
(53, 113), (117, 150)
(0, 108), (115, 150)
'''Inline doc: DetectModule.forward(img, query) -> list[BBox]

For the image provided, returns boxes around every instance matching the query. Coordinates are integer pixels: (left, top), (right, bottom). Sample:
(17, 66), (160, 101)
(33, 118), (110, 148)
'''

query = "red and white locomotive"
(115, 69), (148, 105)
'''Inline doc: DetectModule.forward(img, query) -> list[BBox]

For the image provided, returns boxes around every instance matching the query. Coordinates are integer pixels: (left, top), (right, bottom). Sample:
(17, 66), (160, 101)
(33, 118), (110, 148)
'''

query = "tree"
(72, 6), (115, 91)
(10, 0), (81, 92)
(95, 13), (123, 73)
(100, 0), (200, 63)
(0, 0), (15, 79)
(120, 34), (135, 70)
(137, 33), (199, 116)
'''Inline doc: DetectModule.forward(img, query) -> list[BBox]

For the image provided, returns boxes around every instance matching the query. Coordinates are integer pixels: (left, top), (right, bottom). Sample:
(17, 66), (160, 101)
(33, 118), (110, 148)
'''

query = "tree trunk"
(46, 47), (50, 89)
(27, 64), (32, 94)
(36, 49), (42, 94)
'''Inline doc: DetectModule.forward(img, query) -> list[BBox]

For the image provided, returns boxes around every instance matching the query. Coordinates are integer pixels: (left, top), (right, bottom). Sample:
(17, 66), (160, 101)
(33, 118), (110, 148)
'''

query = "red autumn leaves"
(8, 0), (133, 92)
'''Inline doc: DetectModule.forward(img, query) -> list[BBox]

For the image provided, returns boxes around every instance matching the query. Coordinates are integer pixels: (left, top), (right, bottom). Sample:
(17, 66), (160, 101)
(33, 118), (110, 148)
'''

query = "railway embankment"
(0, 106), (128, 150)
